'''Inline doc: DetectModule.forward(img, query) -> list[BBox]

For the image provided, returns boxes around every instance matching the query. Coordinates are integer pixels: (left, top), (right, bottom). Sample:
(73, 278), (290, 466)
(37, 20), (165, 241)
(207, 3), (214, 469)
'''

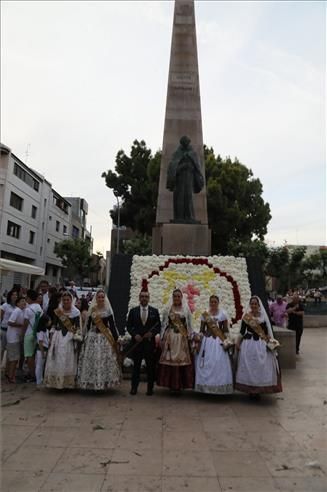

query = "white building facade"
(0, 143), (92, 292)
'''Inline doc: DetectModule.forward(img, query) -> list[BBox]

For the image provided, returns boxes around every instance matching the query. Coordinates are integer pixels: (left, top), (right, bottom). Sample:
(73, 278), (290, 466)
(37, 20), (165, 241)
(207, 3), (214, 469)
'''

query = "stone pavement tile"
(290, 430), (327, 451)
(246, 430), (302, 452)
(3, 445), (65, 472)
(236, 416), (284, 432)
(202, 416), (242, 433)
(162, 476), (221, 492)
(117, 429), (162, 450)
(38, 411), (93, 428)
(162, 450), (216, 477)
(107, 448), (162, 476)
(2, 409), (47, 427)
(273, 477), (327, 492)
(24, 426), (79, 448)
(259, 449), (326, 478)
(40, 472), (105, 491)
(101, 474), (162, 492)
(277, 412), (323, 432)
(1, 470), (49, 492)
(1, 424), (35, 461)
(122, 415), (163, 431)
(220, 477), (279, 492)
(206, 431), (255, 451)
(212, 450), (271, 477)
(163, 430), (209, 451)
(70, 428), (120, 449)
(310, 449), (327, 474)
(53, 447), (114, 475)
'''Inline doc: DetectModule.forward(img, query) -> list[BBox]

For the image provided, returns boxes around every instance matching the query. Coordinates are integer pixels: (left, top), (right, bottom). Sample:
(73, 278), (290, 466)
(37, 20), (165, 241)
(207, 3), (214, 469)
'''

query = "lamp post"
(114, 193), (121, 254)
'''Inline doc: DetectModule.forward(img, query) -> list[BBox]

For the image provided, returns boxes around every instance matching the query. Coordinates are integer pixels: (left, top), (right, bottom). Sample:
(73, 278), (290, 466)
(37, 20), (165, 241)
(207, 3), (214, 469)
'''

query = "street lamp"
(114, 193), (121, 254)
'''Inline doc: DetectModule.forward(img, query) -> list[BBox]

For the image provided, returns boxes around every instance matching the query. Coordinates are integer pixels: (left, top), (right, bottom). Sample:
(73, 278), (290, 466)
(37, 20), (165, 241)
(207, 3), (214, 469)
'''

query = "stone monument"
(152, 0), (211, 255)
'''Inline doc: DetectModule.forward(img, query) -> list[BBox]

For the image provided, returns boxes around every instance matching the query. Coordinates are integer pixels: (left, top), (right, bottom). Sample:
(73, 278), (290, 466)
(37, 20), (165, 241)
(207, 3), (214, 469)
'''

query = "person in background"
(36, 293), (43, 307)
(47, 289), (61, 324)
(37, 280), (50, 313)
(75, 297), (89, 325)
(1, 290), (18, 369)
(35, 314), (50, 388)
(286, 293), (305, 355)
(6, 297), (26, 383)
(270, 295), (288, 327)
(23, 290), (43, 382)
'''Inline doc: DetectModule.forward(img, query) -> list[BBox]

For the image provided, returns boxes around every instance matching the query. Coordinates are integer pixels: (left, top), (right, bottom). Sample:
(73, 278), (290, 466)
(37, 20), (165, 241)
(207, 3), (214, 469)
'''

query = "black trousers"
(289, 326), (303, 353)
(131, 342), (156, 390)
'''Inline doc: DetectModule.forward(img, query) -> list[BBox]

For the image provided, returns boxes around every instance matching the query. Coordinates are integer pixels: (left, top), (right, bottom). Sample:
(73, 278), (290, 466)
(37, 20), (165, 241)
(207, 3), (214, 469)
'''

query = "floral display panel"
(129, 255), (251, 331)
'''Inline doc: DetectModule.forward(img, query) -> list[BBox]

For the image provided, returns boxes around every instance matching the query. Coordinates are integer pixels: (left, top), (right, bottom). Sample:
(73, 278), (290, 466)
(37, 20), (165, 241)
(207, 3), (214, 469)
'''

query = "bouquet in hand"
(117, 332), (132, 351)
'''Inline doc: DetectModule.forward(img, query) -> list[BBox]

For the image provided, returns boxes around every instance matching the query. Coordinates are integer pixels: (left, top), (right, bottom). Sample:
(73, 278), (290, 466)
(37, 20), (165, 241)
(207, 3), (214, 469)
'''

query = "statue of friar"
(166, 135), (204, 223)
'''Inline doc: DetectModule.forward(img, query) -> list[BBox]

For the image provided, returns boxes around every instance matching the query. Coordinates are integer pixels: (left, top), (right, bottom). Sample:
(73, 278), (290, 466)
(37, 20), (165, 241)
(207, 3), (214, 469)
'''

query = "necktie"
(141, 307), (147, 325)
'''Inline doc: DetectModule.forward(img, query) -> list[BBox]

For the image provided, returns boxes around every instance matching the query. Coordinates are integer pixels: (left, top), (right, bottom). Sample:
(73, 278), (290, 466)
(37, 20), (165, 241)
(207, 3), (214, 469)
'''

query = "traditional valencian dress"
(235, 304), (282, 394)
(44, 306), (81, 389)
(77, 305), (121, 391)
(195, 310), (234, 395)
(157, 305), (194, 390)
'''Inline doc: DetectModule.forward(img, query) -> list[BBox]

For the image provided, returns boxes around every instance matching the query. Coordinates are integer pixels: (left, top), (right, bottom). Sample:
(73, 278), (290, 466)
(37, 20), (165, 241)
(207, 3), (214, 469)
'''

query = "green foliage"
(302, 249), (327, 286)
(265, 246), (307, 293)
(102, 141), (271, 255)
(54, 238), (92, 280)
(122, 234), (152, 255)
(102, 140), (160, 235)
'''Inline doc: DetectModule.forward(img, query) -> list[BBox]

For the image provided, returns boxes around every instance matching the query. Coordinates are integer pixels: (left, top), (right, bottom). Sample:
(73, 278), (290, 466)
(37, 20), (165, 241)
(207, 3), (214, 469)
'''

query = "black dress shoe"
(130, 388), (137, 395)
(146, 388), (153, 396)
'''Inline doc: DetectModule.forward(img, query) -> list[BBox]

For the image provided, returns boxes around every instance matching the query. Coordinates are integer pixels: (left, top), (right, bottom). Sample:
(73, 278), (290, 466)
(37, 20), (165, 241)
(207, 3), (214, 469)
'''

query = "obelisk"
(152, 0), (211, 255)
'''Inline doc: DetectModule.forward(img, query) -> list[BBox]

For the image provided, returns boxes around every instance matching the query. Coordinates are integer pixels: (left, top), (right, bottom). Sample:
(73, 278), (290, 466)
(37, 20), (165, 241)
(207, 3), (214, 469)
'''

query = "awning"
(0, 258), (45, 276)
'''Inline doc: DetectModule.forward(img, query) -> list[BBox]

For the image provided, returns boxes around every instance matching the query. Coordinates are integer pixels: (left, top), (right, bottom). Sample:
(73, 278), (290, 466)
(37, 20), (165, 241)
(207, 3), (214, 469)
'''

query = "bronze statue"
(166, 136), (204, 223)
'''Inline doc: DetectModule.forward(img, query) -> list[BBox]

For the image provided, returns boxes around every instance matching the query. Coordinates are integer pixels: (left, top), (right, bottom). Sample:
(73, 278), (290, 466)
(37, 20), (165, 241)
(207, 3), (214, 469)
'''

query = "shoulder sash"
(54, 308), (77, 335)
(202, 312), (226, 342)
(243, 313), (269, 342)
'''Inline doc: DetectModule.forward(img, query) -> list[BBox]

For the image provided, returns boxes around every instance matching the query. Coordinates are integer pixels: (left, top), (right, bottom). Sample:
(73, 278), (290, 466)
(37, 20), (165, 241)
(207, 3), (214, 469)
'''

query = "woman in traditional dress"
(44, 291), (81, 389)
(157, 289), (194, 391)
(77, 290), (121, 391)
(235, 295), (282, 398)
(194, 295), (234, 395)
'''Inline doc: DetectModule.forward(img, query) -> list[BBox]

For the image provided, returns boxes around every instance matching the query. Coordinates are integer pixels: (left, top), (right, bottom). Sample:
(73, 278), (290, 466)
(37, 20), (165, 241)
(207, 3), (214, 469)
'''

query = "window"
(29, 231), (35, 244)
(31, 205), (37, 219)
(56, 220), (60, 232)
(10, 192), (23, 211)
(52, 266), (58, 277)
(63, 225), (67, 234)
(40, 246), (43, 255)
(47, 238), (50, 243)
(54, 242), (58, 252)
(49, 216), (52, 221)
(13, 163), (40, 192)
(72, 226), (79, 239)
(7, 221), (21, 239)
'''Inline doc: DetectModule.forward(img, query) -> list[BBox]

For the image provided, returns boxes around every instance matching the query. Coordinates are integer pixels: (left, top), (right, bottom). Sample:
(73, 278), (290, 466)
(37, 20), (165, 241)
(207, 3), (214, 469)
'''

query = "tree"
(122, 234), (152, 255)
(54, 238), (92, 282)
(102, 140), (161, 235)
(302, 249), (327, 287)
(265, 245), (307, 293)
(102, 141), (271, 255)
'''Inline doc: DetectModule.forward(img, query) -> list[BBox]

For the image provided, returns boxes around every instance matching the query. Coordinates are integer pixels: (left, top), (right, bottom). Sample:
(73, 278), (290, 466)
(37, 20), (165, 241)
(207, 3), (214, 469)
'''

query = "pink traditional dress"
(157, 304), (194, 391)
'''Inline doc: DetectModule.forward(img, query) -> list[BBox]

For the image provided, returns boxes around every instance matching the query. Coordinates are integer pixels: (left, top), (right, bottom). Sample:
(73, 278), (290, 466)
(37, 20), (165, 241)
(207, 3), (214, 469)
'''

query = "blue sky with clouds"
(1, 1), (325, 253)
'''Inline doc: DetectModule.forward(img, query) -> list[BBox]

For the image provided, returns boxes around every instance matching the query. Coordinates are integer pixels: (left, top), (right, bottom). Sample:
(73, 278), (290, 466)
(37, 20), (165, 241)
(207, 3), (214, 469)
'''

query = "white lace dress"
(195, 310), (234, 394)
(44, 307), (81, 389)
(77, 308), (121, 391)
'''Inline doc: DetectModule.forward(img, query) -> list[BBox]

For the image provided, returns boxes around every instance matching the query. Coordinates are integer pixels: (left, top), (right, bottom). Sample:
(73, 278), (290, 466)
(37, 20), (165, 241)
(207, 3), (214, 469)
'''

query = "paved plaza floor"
(1, 329), (326, 492)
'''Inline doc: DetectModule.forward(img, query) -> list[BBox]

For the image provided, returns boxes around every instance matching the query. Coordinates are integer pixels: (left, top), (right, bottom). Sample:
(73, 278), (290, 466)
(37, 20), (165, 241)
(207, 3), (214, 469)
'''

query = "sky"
(1, 0), (326, 255)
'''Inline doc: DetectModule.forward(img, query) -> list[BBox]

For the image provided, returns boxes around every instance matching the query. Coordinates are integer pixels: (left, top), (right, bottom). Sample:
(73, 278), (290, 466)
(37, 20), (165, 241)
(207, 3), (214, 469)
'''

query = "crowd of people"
(1, 279), (283, 400)
(269, 292), (305, 354)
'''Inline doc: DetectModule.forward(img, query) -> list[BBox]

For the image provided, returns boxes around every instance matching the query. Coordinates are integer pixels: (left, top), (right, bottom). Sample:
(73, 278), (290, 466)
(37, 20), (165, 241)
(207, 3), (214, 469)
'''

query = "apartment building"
(0, 143), (92, 292)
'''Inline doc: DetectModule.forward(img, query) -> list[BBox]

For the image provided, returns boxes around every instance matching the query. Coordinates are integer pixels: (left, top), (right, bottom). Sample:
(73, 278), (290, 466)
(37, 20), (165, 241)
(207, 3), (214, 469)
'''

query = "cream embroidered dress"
(195, 310), (234, 395)
(77, 307), (121, 391)
(44, 306), (81, 389)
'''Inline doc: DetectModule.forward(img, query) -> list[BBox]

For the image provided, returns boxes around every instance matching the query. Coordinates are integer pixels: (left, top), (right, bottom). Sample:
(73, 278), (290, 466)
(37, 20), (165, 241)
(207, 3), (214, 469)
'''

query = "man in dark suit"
(126, 290), (161, 396)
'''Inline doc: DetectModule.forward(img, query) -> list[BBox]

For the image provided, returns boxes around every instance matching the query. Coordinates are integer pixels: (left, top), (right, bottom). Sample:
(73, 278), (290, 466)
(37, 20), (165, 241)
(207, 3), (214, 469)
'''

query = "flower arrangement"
(128, 255), (251, 333)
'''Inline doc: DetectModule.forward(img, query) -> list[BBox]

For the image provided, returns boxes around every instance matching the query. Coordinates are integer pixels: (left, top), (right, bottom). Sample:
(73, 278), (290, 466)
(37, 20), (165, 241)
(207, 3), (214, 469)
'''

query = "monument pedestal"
(152, 223), (211, 256)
